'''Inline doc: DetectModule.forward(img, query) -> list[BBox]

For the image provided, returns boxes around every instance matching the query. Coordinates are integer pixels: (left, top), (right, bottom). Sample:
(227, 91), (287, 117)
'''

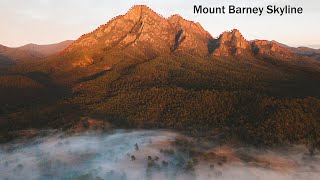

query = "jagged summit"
(125, 5), (163, 20)
(60, 5), (215, 67)
(209, 29), (296, 58)
(167, 14), (214, 55)
(124, 5), (165, 22)
(58, 5), (298, 68)
(210, 29), (251, 56)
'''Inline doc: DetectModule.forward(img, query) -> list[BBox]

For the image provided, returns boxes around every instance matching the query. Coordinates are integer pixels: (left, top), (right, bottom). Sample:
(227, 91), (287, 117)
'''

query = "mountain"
(48, 5), (299, 84)
(0, 44), (44, 65)
(0, 40), (73, 66)
(1, 5), (320, 146)
(210, 29), (251, 56)
(59, 6), (296, 66)
(291, 47), (320, 60)
(272, 41), (320, 61)
(58, 6), (213, 68)
(18, 40), (74, 56)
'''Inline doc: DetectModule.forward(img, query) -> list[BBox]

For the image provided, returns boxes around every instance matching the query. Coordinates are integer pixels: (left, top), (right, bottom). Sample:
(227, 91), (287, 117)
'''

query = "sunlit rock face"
(56, 5), (300, 71)
(168, 15), (213, 55)
(60, 5), (215, 68)
(118, 5), (174, 56)
(63, 5), (174, 61)
(252, 40), (296, 59)
(1, 130), (320, 180)
(210, 29), (251, 57)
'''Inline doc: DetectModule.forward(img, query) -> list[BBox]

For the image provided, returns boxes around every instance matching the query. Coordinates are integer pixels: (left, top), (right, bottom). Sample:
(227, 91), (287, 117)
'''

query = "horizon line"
(1, 4), (320, 49)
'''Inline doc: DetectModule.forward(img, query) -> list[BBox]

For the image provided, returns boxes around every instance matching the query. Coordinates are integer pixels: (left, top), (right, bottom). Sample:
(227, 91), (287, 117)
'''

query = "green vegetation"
(1, 51), (320, 147)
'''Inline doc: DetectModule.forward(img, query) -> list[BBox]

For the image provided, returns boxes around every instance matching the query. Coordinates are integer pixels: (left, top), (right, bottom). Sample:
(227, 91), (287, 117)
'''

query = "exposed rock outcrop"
(168, 14), (213, 55)
(58, 5), (298, 69)
(252, 40), (296, 59)
(210, 29), (251, 56)
(60, 5), (215, 68)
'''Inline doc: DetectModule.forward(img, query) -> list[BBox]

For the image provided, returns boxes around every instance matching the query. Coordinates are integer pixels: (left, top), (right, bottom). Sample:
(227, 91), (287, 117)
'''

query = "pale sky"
(0, 0), (319, 48)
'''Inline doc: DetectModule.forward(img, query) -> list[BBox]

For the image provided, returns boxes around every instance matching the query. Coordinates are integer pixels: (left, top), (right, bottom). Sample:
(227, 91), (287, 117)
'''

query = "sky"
(0, 0), (319, 48)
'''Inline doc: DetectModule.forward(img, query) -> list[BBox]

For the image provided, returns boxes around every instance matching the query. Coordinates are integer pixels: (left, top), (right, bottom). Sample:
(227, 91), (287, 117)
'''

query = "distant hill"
(17, 40), (74, 56)
(0, 40), (73, 65)
(272, 41), (320, 60)
(0, 44), (44, 65)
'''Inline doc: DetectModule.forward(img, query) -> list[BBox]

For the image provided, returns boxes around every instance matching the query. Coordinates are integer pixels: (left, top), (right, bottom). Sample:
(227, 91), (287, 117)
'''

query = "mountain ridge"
(272, 40), (320, 60)
(56, 5), (298, 72)
(18, 40), (74, 56)
(0, 40), (73, 65)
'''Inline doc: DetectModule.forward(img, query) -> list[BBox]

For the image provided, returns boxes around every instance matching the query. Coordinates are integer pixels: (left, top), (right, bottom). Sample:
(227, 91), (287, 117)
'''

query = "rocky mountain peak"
(124, 5), (164, 22)
(168, 15), (210, 37)
(167, 14), (213, 55)
(230, 29), (241, 36)
(61, 5), (214, 63)
(219, 29), (247, 46)
(211, 29), (251, 56)
(59, 6), (298, 68)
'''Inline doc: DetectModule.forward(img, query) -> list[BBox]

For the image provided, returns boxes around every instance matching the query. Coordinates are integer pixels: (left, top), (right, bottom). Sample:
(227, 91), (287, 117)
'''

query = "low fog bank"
(0, 130), (319, 180)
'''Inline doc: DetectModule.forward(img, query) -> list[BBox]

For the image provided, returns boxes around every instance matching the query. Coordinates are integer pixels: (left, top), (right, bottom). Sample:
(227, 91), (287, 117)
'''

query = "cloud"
(0, 130), (319, 179)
